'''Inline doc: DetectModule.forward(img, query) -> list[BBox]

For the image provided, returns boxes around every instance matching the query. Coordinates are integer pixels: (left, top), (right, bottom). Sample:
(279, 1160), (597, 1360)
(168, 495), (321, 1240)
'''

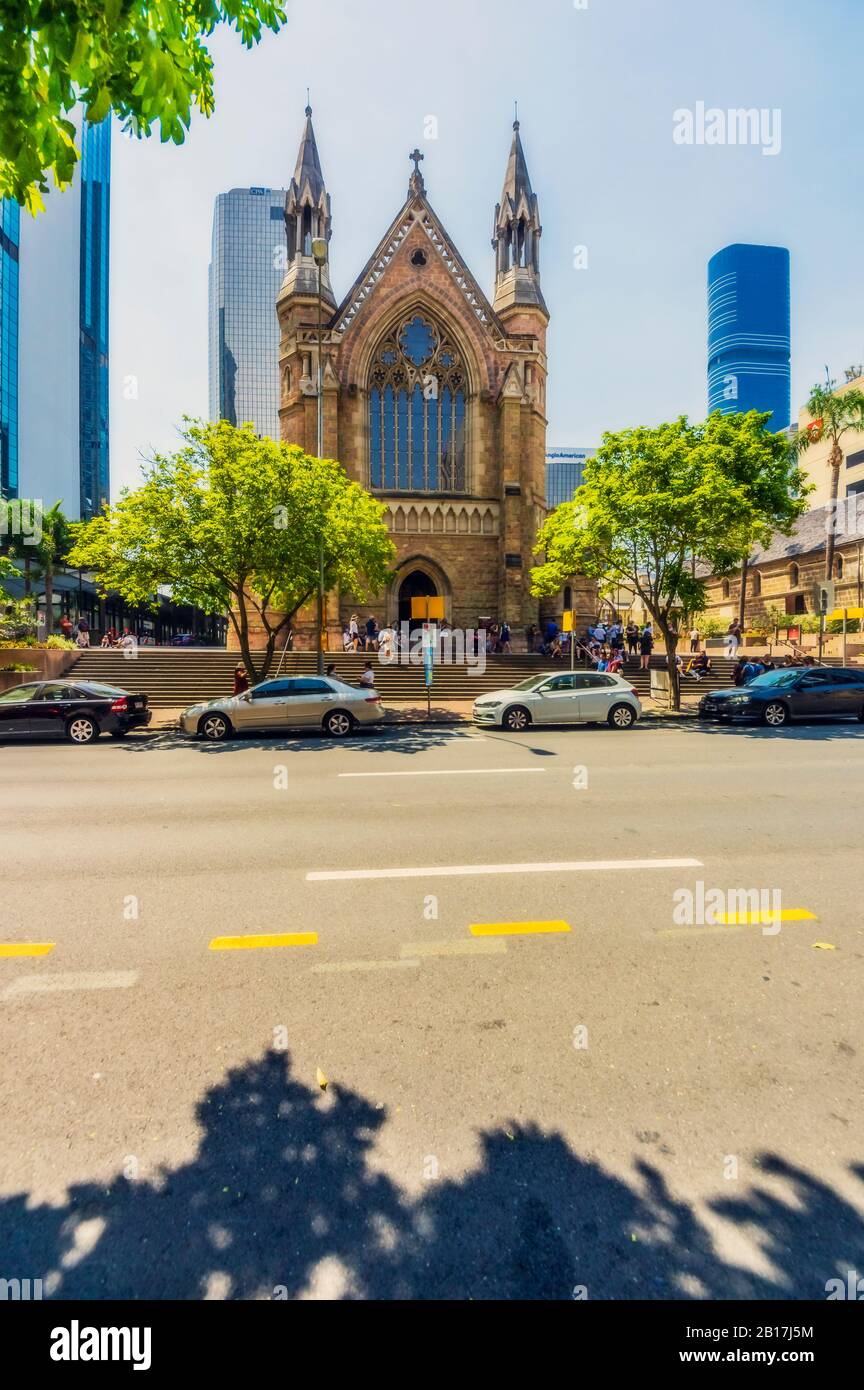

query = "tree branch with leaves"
(531, 412), (810, 709)
(0, 0), (288, 210)
(67, 420), (396, 683)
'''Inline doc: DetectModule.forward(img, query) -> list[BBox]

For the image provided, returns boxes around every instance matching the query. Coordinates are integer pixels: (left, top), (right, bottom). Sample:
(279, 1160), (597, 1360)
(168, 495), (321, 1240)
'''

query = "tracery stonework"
(234, 106), (591, 651)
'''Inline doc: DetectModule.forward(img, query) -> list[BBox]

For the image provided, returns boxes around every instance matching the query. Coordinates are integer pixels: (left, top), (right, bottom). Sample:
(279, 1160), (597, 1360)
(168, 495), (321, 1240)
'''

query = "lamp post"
(312, 237), (328, 675)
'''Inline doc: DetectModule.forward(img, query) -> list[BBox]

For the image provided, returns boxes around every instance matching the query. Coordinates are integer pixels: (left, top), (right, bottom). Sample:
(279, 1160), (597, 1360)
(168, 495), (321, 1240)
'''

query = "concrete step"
(66, 649), (799, 708)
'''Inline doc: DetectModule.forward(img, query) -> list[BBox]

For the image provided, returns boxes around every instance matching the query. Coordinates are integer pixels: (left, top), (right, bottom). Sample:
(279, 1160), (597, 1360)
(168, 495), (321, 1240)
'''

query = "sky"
(109, 0), (864, 497)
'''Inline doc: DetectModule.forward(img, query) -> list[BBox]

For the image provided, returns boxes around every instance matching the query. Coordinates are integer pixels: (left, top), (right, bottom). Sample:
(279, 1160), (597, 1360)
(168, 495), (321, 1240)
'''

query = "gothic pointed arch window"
(369, 312), (468, 493)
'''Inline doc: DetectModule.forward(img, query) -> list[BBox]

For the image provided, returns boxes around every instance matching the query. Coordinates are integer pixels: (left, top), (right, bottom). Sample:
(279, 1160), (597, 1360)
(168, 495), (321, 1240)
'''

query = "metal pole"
(316, 260), (325, 675)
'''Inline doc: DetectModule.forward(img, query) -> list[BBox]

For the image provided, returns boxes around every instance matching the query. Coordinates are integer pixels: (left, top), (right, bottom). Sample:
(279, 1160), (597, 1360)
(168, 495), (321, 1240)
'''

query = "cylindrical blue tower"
(707, 243), (791, 430)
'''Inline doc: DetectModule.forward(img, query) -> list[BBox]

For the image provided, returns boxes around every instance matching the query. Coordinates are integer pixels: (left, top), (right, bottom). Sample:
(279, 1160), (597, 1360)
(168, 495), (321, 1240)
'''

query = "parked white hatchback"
(473, 671), (642, 731)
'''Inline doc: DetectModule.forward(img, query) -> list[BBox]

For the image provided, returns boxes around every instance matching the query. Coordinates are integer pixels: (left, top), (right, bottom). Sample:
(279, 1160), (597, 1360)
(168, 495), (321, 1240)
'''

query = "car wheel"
(762, 701), (789, 729)
(324, 710), (355, 738)
(503, 705), (531, 732)
(66, 715), (99, 744)
(199, 713), (232, 742)
(608, 702), (636, 730)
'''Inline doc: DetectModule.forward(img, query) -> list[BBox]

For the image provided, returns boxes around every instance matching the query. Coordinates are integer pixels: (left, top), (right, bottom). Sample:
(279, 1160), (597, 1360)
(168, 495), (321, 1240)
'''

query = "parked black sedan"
(0, 680), (151, 743)
(699, 667), (864, 728)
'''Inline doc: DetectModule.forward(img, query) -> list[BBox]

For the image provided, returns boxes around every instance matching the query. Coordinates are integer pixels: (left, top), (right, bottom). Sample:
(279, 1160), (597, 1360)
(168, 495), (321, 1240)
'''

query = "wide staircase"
(65, 648), (754, 710)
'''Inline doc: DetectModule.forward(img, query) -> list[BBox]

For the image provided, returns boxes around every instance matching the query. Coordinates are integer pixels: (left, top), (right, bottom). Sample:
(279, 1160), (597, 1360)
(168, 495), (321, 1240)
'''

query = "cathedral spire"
(292, 104), (327, 209)
(283, 103), (335, 306)
(492, 116), (546, 317)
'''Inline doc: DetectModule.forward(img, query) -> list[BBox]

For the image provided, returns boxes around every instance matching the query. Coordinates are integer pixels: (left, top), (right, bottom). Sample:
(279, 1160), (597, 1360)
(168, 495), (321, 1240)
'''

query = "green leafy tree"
(1, 0), (287, 210)
(791, 378), (864, 581)
(67, 420), (396, 683)
(532, 412), (809, 709)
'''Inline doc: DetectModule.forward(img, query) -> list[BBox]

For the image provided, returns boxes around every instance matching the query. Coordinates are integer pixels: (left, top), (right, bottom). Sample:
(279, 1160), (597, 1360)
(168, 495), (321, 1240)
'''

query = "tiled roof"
(697, 503), (861, 576)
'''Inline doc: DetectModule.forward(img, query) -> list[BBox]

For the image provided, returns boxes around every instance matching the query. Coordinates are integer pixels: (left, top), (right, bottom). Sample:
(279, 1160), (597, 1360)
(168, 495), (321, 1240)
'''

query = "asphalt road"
(1, 716), (863, 1300)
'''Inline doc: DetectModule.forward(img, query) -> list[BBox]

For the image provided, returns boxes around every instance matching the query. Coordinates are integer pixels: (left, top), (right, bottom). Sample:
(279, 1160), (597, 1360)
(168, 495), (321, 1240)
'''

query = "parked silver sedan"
(181, 676), (385, 741)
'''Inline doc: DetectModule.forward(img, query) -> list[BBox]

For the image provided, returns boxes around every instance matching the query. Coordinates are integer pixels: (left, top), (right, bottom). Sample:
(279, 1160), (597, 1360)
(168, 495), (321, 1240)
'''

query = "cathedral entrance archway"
(398, 569), (438, 630)
(388, 557), (452, 631)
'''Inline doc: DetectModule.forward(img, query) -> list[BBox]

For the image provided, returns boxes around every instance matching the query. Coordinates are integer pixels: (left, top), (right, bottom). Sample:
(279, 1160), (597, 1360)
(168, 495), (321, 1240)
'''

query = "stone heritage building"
(699, 502), (864, 625)
(256, 106), (591, 650)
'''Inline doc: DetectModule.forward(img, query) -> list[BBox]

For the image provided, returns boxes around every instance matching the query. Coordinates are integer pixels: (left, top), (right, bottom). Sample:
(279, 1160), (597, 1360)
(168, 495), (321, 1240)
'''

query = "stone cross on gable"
(409, 148), (426, 193)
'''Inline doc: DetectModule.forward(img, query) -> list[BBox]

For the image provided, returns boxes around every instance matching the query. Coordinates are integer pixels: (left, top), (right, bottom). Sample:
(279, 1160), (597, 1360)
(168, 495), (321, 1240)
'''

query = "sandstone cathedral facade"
(261, 107), (588, 650)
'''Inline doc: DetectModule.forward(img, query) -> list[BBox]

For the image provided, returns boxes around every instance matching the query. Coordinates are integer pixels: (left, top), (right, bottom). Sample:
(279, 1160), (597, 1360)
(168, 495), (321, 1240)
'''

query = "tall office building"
(545, 447), (595, 508)
(0, 199), (20, 499)
(707, 243), (791, 430)
(208, 187), (287, 440)
(15, 114), (111, 520)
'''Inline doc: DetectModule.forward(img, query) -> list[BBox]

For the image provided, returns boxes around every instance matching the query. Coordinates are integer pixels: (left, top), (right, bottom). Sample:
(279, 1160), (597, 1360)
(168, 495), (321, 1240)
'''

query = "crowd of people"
(341, 614), (514, 657)
(531, 616), (663, 673)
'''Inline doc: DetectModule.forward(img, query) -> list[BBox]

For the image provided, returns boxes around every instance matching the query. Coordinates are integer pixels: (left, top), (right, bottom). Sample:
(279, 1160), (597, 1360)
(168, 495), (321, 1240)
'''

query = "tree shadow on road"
(676, 719), (864, 743)
(111, 724), (477, 758)
(1, 1049), (861, 1300)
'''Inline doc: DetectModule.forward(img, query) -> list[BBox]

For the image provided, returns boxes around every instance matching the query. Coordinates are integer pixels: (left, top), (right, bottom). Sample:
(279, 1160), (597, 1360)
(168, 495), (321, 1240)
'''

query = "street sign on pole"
(422, 622), (435, 718)
(563, 610), (575, 669)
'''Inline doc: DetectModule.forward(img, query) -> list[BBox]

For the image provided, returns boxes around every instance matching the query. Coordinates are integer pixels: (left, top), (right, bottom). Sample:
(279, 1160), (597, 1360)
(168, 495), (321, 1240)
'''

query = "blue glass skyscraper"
(707, 243), (790, 430)
(209, 188), (288, 441)
(78, 116), (111, 519)
(545, 448), (595, 508)
(0, 199), (19, 499)
(15, 112), (111, 520)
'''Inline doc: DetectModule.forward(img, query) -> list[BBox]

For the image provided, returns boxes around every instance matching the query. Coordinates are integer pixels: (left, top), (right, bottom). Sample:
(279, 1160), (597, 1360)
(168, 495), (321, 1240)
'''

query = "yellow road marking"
(209, 934), (318, 952)
(469, 921), (571, 938)
(0, 943), (55, 958)
(402, 939), (508, 958)
(714, 909), (817, 926)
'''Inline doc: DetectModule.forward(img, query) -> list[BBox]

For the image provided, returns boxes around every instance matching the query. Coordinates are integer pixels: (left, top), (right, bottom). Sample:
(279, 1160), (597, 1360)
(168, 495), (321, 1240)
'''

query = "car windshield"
(750, 667), (805, 689)
(511, 674), (553, 691)
(749, 670), (802, 689)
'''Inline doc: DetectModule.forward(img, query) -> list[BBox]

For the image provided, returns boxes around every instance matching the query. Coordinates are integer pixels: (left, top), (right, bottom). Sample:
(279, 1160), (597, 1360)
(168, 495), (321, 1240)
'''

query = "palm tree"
(2, 502), (72, 635)
(34, 504), (72, 636)
(793, 377), (864, 581)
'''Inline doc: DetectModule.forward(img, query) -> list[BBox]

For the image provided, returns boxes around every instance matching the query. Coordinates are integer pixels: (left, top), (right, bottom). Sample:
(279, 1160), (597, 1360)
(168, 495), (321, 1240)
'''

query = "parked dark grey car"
(699, 667), (864, 727)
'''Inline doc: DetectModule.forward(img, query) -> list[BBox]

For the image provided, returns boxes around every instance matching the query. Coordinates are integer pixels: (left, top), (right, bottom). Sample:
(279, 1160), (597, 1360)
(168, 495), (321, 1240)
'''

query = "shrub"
(692, 615), (728, 638)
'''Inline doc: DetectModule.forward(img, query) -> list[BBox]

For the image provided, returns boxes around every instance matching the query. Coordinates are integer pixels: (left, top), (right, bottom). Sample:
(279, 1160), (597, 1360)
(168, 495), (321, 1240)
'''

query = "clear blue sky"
(110, 0), (864, 495)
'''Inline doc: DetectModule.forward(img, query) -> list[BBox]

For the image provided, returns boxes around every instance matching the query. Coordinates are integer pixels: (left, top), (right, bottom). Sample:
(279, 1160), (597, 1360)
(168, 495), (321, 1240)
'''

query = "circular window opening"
(411, 249), (428, 267)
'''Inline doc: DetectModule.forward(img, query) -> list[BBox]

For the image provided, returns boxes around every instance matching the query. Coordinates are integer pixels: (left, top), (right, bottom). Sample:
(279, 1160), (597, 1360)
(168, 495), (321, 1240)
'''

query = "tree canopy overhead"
(67, 420), (396, 681)
(531, 411), (810, 708)
(0, 0), (287, 210)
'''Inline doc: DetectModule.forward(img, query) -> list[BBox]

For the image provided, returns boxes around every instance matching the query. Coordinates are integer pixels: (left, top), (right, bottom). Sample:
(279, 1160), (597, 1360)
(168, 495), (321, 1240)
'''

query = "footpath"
(148, 695), (704, 732)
